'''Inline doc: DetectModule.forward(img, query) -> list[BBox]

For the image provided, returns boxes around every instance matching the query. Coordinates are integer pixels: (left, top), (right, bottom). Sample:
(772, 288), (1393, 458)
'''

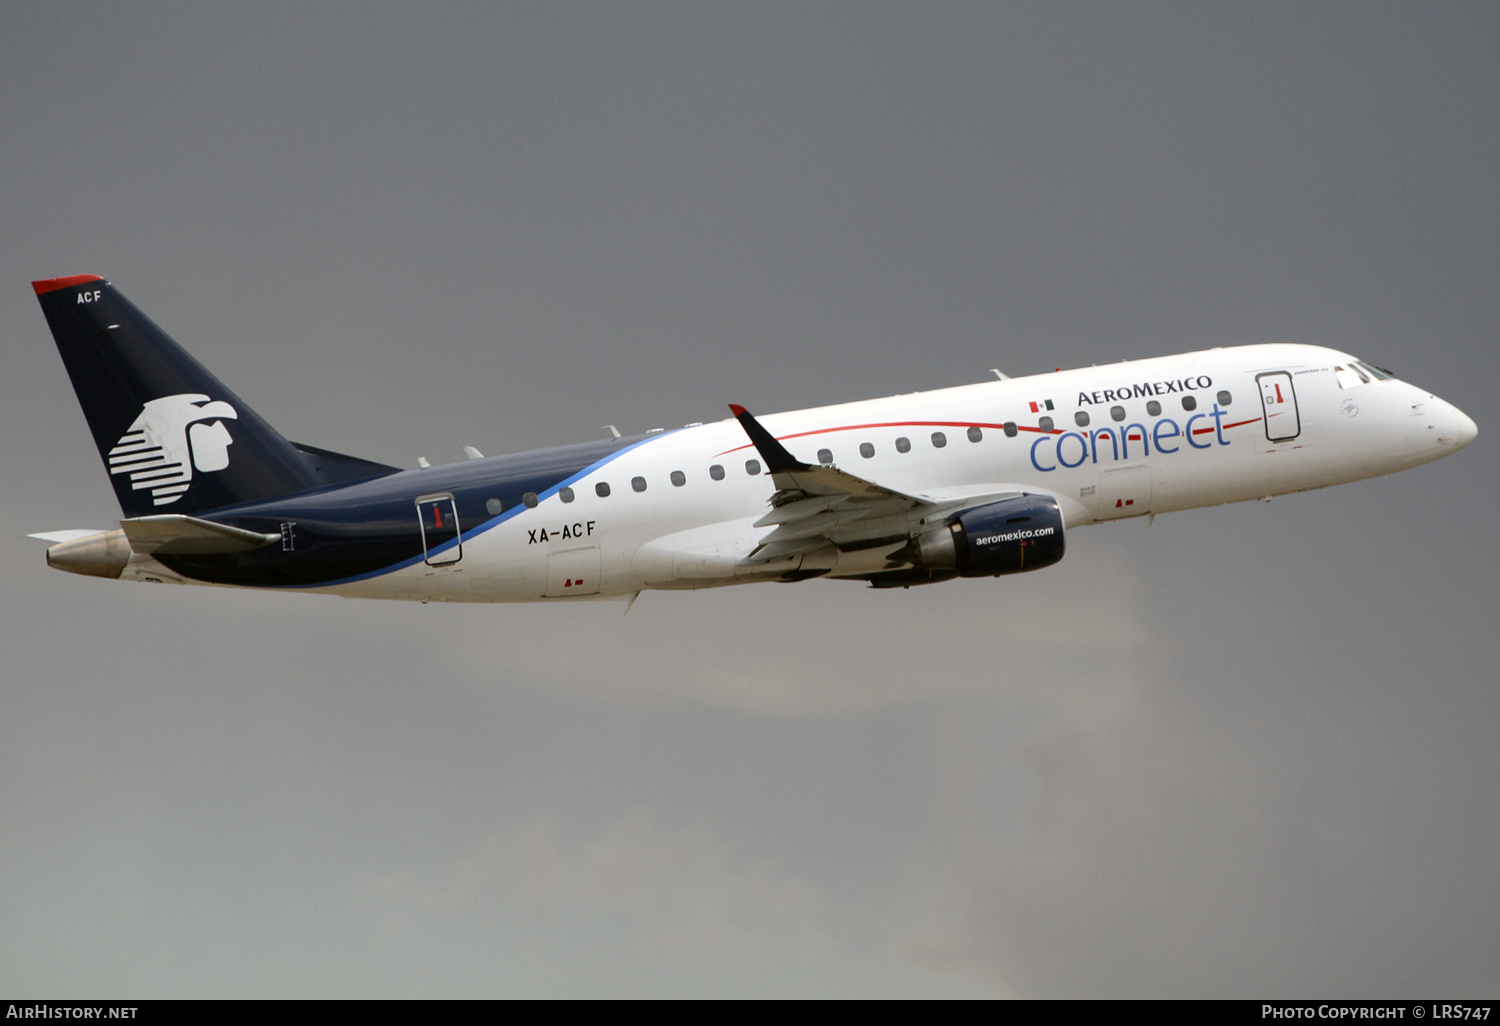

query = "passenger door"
(1257, 372), (1301, 442)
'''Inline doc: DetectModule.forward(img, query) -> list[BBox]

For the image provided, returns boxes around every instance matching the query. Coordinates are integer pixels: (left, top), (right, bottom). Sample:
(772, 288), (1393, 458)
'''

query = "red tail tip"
(32, 275), (104, 295)
(728, 403), (748, 416)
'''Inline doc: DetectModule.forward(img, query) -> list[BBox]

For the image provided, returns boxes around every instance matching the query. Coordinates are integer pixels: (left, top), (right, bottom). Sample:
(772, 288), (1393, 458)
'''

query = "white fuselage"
(263, 343), (1472, 603)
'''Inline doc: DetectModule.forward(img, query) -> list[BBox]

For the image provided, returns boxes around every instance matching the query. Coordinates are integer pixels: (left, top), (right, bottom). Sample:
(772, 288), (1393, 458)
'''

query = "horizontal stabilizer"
(120, 514), (280, 555)
(28, 529), (110, 544)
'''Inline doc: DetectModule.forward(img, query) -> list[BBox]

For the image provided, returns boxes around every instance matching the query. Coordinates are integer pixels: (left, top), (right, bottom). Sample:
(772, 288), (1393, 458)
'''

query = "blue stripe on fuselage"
(297, 431), (667, 588)
(157, 431), (674, 589)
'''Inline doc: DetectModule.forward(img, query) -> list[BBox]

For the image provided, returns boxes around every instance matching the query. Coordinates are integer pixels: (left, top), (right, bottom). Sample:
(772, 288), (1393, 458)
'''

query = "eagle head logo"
(107, 393), (240, 506)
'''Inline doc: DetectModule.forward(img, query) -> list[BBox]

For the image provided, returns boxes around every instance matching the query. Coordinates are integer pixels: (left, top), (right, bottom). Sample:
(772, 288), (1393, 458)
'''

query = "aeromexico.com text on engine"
(973, 526), (1057, 546)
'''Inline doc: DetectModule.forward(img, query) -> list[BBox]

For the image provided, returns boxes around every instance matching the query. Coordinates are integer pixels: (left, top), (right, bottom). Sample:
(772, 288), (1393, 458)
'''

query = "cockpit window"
(1337, 360), (1398, 388)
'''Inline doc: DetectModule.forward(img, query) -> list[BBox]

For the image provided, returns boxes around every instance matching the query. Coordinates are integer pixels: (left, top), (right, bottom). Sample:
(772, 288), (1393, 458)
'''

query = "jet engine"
(877, 494), (1065, 586)
(44, 529), (132, 579)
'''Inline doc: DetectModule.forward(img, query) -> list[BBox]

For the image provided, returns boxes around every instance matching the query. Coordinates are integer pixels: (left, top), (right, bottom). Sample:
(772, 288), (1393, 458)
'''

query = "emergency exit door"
(1257, 372), (1301, 442)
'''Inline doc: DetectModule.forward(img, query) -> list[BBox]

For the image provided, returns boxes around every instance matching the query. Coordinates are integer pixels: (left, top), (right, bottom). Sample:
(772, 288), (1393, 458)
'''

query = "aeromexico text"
(1075, 375), (1214, 406)
(1033, 375), (1232, 473)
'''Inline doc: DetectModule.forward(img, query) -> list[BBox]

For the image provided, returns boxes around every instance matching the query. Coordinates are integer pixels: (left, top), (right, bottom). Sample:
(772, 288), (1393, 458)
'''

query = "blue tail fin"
(33, 275), (396, 517)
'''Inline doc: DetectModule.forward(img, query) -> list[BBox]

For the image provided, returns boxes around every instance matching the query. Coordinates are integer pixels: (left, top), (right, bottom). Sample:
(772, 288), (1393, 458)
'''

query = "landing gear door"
(1257, 372), (1301, 442)
(417, 494), (462, 566)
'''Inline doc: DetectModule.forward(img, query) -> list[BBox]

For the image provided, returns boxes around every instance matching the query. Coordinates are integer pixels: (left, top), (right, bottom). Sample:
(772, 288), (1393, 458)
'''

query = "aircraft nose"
(1451, 405), (1478, 449)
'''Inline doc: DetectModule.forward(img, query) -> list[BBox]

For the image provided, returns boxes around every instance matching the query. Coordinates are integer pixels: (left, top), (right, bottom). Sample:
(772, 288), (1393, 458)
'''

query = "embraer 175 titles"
(28, 275), (1477, 603)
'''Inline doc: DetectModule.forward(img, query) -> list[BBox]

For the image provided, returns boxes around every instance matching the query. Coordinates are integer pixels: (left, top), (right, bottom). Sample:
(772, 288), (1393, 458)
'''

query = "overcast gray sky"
(2, 1), (1495, 997)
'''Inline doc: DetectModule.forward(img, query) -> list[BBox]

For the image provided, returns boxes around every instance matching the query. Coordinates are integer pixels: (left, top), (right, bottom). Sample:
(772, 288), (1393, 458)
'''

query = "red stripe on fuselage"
(1191, 416), (1260, 435)
(715, 414), (1261, 457)
(713, 420), (1051, 456)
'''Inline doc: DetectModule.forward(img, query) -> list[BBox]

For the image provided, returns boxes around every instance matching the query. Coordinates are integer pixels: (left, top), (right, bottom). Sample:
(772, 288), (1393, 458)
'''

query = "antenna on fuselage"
(602, 425), (621, 438)
(990, 368), (1010, 380)
(461, 445), (484, 460)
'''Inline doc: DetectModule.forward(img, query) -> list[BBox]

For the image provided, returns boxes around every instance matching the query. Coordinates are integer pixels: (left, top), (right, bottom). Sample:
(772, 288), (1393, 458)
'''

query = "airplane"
(27, 273), (1478, 605)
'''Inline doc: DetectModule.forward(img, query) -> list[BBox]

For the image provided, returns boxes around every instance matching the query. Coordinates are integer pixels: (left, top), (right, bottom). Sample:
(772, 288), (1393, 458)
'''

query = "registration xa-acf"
(28, 274), (1477, 604)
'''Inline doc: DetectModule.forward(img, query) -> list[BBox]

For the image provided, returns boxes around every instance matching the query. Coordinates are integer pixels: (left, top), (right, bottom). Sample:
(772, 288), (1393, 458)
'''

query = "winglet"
(728, 404), (810, 473)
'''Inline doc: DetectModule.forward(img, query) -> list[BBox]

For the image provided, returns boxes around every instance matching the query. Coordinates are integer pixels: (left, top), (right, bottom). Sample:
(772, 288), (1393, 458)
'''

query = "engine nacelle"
(911, 494), (1065, 577)
(45, 528), (132, 579)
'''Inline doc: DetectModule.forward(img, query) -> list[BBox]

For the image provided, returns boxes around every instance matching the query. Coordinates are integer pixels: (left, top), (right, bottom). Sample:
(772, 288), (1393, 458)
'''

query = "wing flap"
(752, 495), (836, 527)
(739, 537), (834, 564)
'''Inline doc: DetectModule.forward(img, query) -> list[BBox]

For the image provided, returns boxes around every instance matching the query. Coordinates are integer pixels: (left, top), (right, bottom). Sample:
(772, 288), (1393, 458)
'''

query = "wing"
(727, 404), (1019, 565)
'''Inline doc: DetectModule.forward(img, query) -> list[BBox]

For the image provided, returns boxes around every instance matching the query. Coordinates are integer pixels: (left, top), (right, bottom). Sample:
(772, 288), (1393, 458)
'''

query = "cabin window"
(1146, 400), (1161, 416)
(1039, 416), (1054, 432)
(1075, 411), (1090, 427)
(1181, 395), (1198, 411)
(817, 448), (833, 464)
(485, 498), (503, 515)
(931, 431), (947, 448)
(967, 426), (983, 443)
(895, 436), (911, 453)
(522, 491), (539, 508)
(595, 482), (611, 497)
(709, 464), (725, 480)
(1110, 406), (1125, 422)
(1003, 422), (1017, 437)
(859, 442), (875, 458)
(746, 459), (762, 475)
(559, 487), (575, 503)
(632, 476), (647, 492)
(670, 470), (686, 487)
(1217, 390), (1232, 406)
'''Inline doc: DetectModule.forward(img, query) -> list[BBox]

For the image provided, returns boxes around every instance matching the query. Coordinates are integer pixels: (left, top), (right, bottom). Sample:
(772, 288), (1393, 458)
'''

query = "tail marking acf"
(107, 394), (238, 506)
